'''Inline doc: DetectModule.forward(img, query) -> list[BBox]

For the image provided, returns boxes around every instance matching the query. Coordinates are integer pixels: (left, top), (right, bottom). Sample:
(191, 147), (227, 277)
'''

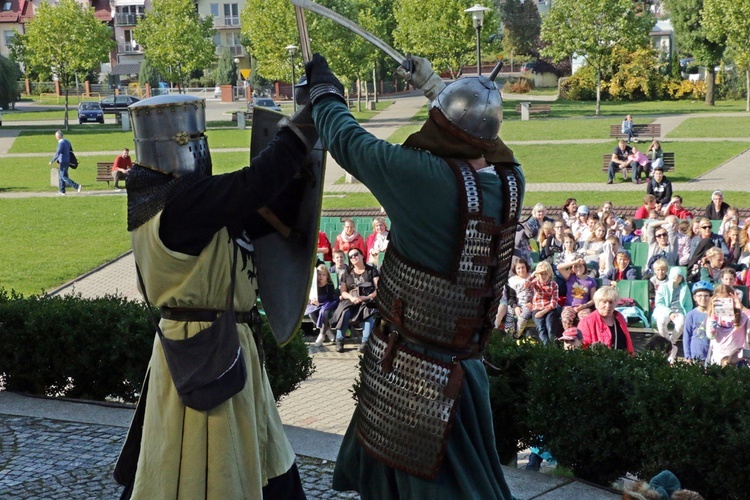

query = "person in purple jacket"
(683, 281), (713, 363)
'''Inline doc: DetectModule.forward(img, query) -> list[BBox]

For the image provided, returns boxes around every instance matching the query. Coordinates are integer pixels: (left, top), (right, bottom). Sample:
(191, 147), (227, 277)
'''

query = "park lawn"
(3, 109), (70, 121)
(502, 98), (748, 118)
(667, 116), (750, 138)
(501, 117), (613, 141)
(507, 140), (750, 183)
(0, 196), (130, 296)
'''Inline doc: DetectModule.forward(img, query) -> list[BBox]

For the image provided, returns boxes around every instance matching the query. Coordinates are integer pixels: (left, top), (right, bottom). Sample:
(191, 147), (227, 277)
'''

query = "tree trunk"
(356, 78), (362, 113)
(372, 64), (378, 104)
(595, 69), (601, 116)
(746, 69), (749, 112)
(705, 67), (716, 106)
(64, 87), (70, 131)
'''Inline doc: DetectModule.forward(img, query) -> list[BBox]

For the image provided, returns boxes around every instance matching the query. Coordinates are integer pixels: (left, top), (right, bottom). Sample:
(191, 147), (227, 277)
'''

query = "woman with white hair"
(578, 286), (634, 353)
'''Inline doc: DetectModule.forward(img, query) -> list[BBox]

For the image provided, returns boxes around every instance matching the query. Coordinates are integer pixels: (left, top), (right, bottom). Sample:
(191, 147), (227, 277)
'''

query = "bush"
(665, 80), (707, 100)
(505, 77), (533, 94)
(0, 289), (314, 404)
(559, 65), (600, 101)
(484, 335), (750, 498)
(608, 48), (667, 101)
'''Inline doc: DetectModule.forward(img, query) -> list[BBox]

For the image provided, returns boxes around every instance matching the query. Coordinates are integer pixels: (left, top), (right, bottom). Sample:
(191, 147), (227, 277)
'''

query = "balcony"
(214, 16), (240, 28)
(115, 13), (143, 26)
(118, 43), (141, 54)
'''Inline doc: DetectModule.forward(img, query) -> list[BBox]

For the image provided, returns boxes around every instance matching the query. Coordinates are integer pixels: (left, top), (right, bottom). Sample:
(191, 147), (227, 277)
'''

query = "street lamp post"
(233, 57), (240, 100)
(465, 4), (490, 76)
(285, 44), (299, 112)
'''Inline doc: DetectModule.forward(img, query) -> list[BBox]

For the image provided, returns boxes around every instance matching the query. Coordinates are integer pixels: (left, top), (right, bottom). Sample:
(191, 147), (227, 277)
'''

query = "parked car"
(520, 62), (537, 74)
(99, 95), (140, 111)
(253, 98), (282, 112)
(78, 101), (104, 124)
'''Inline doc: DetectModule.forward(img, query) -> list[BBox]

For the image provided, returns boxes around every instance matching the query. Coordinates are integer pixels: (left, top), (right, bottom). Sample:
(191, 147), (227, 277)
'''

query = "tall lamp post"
(464, 4), (490, 76)
(233, 57), (241, 100)
(285, 44), (298, 112)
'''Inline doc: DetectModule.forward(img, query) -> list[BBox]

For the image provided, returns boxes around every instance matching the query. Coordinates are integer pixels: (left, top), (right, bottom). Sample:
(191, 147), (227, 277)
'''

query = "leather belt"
(160, 306), (258, 324)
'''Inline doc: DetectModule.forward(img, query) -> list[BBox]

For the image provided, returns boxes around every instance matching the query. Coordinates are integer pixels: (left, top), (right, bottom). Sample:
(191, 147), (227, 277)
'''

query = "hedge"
(0, 288), (314, 404)
(485, 335), (750, 499)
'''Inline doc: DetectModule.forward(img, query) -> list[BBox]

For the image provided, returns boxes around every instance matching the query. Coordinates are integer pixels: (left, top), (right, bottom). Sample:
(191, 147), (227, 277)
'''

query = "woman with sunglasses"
(328, 249), (379, 353)
(645, 216), (679, 272)
(687, 217), (730, 274)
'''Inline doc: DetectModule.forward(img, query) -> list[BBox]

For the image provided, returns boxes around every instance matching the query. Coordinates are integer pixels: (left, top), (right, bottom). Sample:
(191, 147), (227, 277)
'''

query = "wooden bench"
(515, 103), (551, 115)
(601, 152), (675, 173)
(97, 162), (114, 186)
(609, 123), (661, 140)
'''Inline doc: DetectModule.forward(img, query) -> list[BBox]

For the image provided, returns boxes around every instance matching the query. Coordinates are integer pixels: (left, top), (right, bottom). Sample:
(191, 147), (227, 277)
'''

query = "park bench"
(601, 152), (675, 173)
(515, 103), (551, 115)
(96, 162), (114, 187)
(609, 123), (661, 140)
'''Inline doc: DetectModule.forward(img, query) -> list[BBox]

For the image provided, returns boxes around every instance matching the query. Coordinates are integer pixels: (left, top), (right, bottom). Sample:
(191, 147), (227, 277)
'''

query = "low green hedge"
(485, 336), (750, 499)
(0, 289), (314, 404)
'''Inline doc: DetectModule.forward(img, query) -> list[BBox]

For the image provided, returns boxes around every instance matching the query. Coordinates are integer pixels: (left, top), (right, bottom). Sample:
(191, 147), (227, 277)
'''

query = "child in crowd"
(683, 281), (713, 364)
(652, 266), (692, 363)
(526, 261), (561, 344)
(558, 304), (583, 350)
(721, 267), (743, 303)
(599, 235), (620, 276)
(676, 219), (692, 265)
(648, 258), (670, 310)
(306, 264), (340, 347)
(665, 195), (694, 220)
(539, 219), (566, 262)
(329, 249), (348, 277)
(557, 257), (597, 322)
(601, 249), (637, 286)
(508, 258), (534, 336)
(627, 145), (649, 184)
(718, 207), (740, 235)
(619, 217), (640, 243)
(554, 233), (581, 267)
(583, 222), (607, 268)
(699, 247), (725, 284)
(495, 285), (520, 338)
(705, 284), (749, 366)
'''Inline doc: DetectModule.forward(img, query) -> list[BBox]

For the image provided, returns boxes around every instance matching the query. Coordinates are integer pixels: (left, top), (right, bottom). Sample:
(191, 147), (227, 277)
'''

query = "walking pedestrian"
(49, 130), (81, 195)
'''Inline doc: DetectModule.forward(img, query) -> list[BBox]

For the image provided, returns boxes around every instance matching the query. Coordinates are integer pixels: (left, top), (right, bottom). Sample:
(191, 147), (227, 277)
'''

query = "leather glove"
(396, 54), (445, 101)
(304, 53), (345, 105)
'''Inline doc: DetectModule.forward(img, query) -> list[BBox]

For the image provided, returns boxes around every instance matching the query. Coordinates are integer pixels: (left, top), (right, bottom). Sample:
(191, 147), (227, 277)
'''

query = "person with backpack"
(48, 130), (81, 196)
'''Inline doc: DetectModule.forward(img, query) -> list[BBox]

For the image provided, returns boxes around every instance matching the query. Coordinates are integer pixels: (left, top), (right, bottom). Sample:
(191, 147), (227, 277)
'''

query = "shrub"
(0, 289), (314, 404)
(484, 335), (750, 498)
(506, 77), (533, 94)
(665, 80), (707, 100)
(559, 65), (600, 101)
(608, 48), (667, 101)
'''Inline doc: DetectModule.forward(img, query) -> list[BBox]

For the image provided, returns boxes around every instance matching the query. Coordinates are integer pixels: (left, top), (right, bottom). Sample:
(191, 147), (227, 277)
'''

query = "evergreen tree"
(0, 55), (21, 110)
(214, 48), (237, 86)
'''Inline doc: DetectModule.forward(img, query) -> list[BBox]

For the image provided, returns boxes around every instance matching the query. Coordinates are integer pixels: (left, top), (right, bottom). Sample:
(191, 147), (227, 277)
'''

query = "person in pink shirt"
(627, 145), (649, 184)
(705, 284), (750, 366)
(579, 286), (635, 353)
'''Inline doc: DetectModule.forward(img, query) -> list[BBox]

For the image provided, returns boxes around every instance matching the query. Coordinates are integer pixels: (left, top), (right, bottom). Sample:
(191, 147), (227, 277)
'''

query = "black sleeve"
(646, 180), (654, 196)
(663, 181), (672, 204)
(159, 129), (308, 255)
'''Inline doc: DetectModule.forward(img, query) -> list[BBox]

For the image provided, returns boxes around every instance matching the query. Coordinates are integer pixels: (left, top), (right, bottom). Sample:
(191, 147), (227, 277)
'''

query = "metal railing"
(114, 13), (143, 26)
(117, 43), (141, 54)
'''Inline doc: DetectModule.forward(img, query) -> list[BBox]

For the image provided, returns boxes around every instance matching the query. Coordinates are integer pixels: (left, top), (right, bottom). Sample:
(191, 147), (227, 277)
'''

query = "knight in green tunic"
(303, 54), (524, 499)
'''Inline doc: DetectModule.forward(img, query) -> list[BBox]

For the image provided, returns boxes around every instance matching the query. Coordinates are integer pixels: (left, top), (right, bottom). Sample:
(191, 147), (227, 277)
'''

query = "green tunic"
(314, 98), (524, 499)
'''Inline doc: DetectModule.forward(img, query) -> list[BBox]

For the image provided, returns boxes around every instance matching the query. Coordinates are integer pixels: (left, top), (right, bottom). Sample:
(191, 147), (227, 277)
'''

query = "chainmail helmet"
(129, 94), (212, 177)
(431, 75), (503, 150)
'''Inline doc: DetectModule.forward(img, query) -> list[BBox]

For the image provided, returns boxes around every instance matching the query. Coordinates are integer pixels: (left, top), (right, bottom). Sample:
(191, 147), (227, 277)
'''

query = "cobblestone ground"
(0, 415), (359, 499)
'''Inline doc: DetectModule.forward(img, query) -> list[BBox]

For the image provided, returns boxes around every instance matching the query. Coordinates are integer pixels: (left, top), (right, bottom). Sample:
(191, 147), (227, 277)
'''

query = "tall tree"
(0, 55), (21, 110)
(703, 0), (750, 111)
(138, 58), (161, 89)
(10, 0), (113, 129)
(214, 48), (238, 86)
(662, 0), (725, 105)
(500, 0), (541, 57)
(541, 0), (654, 115)
(394, 0), (500, 79)
(134, 0), (216, 92)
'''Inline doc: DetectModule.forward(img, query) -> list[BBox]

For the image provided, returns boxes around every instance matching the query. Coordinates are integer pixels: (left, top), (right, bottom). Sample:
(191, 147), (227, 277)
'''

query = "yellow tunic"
(128, 214), (295, 499)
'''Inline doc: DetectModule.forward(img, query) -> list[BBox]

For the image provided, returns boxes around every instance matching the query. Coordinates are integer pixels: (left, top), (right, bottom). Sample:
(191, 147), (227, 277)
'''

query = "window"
(210, 3), (218, 17)
(4, 30), (15, 47)
(223, 3), (239, 25)
(213, 33), (221, 46)
(2, 2), (11, 12)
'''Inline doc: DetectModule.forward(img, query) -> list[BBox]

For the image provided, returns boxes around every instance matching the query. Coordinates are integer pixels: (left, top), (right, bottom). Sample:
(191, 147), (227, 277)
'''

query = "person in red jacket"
(111, 148), (133, 191)
(634, 194), (657, 220)
(579, 286), (634, 353)
(317, 230), (332, 262)
(333, 218), (366, 256)
(665, 195), (694, 220)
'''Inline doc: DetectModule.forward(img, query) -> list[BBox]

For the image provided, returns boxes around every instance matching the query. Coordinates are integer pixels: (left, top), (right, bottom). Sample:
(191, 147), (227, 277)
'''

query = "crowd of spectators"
(309, 193), (750, 364)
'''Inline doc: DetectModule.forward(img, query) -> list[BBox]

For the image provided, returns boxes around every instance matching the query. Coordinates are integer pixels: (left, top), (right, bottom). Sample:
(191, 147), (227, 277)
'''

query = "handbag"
(136, 243), (247, 411)
(69, 150), (79, 169)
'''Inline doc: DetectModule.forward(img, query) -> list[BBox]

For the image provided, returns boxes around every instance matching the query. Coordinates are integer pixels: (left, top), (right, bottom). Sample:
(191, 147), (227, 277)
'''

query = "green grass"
(508, 140), (750, 183)
(0, 197), (130, 295)
(501, 98), (749, 118)
(3, 109), (70, 121)
(668, 116), (750, 138)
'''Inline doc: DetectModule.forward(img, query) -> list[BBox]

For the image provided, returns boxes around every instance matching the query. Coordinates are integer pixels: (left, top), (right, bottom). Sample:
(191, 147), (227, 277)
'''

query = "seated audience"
(720, 267), (743, 303)
(607, 140), (638, 184)
(508, 258), (534, 336)
(724, 225), (742, 266)
(557, 258), (596, 321)
(598, 235), (620, 276)
(571, 205), (590, 242)
(619, 217), (640, 243)
(621, 114), (637, 143)
(648, 258), (670, 310)
(515, 203), (553, 263)
(628, 145), (649, 184)
(554, 233), (582, 267)
(318, 230), (333, 262)
(705, 284), (749, 366)
(665, 195), (694, 220)
(334, 218), (367, 256)
(558, 307), (583, 350)
(698, 247), (726, 284)
(683, 281), (714, 364)
(601, 248), (637, 285)
(652, 266), (692, 363)
(306, 264), (339, 347)
(646, 165), (672, 210)
(687, 218), (729, 271)
(676, 219), (692, 266)
(645, 217), (679, 270)
(718, 207), (740, 235)
(329, 249), (348, 278)
(582, 222), (607, 267)
(329, 249), (378, 353)
(646, 139), (664, 175)
(579, 286), (635, 353)
(634, 194), (657, 219)
(705, 190), (730, 220)
(540, 219), (566, 262)
(561, 198), (578, 227)
(365, 217), (389, 266)
(111, 147), (132, 191)
(525, 261), (562, 344)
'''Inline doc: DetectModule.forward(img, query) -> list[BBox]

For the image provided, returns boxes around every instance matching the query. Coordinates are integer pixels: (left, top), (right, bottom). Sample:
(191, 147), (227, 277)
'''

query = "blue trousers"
(58, 162), (79, 193)
(608, 161), (640, 182)
(533, 307), (562, 344)
(336, 312), (375, 342)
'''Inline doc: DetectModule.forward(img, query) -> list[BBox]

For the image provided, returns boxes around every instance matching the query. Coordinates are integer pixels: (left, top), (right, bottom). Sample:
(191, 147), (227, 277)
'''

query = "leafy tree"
(214, 48), (238, 86)
(500, 0), (542, 57)
(10, 0), (114, 128)
(703, 0), (750, 111)
(394, 0), (500, 79)
(138, 58), (161, 89)
(662, 0), (725, 105)
(134, 0), (216, 92)
(0, 54), (21, 110)
(540, 0), (654, 115)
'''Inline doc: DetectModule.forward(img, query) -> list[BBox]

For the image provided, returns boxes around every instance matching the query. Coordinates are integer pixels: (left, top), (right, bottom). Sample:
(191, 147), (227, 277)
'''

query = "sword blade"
(290, 0), (405, 65)
(294, 6), (312, 63)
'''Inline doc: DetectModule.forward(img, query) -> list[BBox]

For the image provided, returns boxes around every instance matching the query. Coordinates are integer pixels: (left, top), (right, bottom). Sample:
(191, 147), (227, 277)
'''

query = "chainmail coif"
(126, 164), (203, 231)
